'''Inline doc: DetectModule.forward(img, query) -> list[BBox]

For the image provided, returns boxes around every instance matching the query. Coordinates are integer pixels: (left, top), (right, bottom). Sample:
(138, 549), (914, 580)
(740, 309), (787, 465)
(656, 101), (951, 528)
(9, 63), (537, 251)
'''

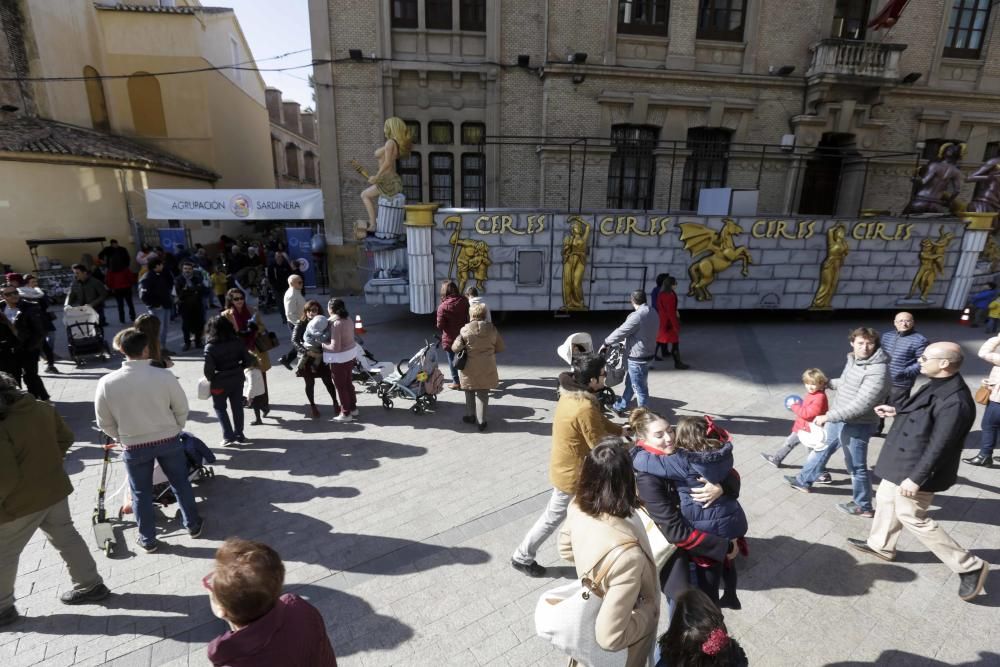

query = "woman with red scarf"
(223, 288), (271, 414)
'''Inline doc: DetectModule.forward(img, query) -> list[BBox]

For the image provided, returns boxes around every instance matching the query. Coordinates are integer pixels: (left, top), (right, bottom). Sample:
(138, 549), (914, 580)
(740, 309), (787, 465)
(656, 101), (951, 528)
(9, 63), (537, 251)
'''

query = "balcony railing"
(806, 38), (906, 81)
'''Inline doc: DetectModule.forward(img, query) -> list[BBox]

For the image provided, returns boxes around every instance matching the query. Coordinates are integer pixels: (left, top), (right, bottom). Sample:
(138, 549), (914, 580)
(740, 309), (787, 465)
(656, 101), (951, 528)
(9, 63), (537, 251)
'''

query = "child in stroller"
(376, 338), (444, 414)
(352, 333), (396, 393)
(64, 305), (111, 366)
(119, 432), (215, 516)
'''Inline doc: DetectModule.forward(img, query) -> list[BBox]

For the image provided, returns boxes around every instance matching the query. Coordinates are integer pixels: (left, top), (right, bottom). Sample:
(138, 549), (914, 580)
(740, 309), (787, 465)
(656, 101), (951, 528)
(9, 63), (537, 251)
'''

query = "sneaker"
(958, 562), (989, 601)
(138, 540), (159, 554)
(478, 421), (488, 432)
(44, 365), (60, 374)
(837, 501), (874, 518)
(511, 559), (547, 578)
(449, 383), (461, 390)
(760, 453), (781, 468)
(250, 419), (263, 426)
(234, 434), (250, 444)
(350, 408), (359, 417)
(816, 472), (833, 484)
(188, 520), (205, 538)
(333, 413), (354, 423)
(60, 583), (110, 605)
(221, 439), (237, 448)
(784, 475), (810, 493)
(847, 537), (895, 562)
(281, 357), (293, 371)
(0, 605), (20, 627)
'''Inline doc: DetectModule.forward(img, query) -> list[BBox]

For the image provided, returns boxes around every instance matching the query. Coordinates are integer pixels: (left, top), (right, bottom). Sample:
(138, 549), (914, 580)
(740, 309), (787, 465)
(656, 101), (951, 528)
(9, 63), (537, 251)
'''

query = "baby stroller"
(64, 305), (111, 367)
(556, 332), (619, 414)
(256, 274), (279, 314)
(353, 334), (396, 394)
(118, 432), (216, 518)
(376, 338), (445, 414)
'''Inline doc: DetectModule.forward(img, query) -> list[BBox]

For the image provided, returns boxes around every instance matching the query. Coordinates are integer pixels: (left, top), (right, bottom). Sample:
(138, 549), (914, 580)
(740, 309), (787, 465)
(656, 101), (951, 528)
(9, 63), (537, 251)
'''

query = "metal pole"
(567, 141), (573, 212)
(578, 138), (587, 213)
(756, 144), (765, 190)
(668, 141), (677, 212)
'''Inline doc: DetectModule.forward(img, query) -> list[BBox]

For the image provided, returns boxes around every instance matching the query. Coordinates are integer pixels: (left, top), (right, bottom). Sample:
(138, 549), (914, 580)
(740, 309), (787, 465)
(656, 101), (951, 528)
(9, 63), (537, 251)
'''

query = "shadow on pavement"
(824, 650), (1000, 666)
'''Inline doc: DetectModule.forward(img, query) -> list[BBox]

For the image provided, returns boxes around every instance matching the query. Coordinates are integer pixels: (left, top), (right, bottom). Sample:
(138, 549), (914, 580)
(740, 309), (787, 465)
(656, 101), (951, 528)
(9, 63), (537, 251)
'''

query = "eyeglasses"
(919, 355), (948, 362)
(202, 573), (214, 591)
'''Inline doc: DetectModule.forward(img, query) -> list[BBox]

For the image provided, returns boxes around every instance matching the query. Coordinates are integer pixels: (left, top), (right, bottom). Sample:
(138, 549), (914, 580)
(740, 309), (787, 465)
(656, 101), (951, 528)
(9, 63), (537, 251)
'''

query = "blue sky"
(216, 1), (315, 109)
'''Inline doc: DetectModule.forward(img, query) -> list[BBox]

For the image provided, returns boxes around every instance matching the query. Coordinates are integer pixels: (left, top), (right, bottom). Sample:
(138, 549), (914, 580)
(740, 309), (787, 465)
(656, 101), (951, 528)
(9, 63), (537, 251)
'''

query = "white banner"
(145, 189), (324, 220)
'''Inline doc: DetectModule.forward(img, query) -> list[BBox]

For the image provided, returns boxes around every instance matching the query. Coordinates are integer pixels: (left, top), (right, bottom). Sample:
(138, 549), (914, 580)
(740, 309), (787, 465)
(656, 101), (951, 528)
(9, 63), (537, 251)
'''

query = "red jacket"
(435, 295), (469, 349)
(656, 291), (680, 344)
(790, 390), (828, 432)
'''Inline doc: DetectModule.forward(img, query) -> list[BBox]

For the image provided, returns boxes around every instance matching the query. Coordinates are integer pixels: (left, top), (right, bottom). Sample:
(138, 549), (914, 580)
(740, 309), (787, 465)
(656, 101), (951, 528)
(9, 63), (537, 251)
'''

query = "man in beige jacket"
(511, 353), (622, 577)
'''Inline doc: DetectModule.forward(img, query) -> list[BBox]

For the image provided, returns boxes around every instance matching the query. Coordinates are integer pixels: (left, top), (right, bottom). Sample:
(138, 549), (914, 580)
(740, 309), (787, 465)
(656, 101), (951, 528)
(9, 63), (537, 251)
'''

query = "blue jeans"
(798, 421), (875, 511)
(613, 359), (650, 412)
(212, 387), (244, 441)
(122, 438), (201, 546)
(147, 306), (171, 345)
(978, 400), (1000, 456)
(445, 348), (460, 385)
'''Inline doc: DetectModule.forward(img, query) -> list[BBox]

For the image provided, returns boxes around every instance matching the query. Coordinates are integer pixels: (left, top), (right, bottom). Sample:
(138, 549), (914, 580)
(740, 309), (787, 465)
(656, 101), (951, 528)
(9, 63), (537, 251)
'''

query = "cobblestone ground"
(2, 299), (999, 666)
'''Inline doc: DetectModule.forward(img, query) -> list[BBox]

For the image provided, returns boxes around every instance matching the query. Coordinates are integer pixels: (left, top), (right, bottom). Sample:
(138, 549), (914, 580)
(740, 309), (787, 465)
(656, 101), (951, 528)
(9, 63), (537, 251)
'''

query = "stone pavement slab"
(3, 300), (1000, 666)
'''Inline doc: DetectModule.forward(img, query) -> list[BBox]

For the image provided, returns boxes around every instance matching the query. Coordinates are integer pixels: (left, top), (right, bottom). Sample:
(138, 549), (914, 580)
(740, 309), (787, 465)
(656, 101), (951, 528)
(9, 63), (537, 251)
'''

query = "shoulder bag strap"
(588, 541), (639, 595)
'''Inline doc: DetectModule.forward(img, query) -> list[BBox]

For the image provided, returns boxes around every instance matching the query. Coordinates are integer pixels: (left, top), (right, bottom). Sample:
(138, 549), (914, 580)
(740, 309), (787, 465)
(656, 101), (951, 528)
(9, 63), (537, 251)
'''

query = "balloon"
(784, 395), (803, 410)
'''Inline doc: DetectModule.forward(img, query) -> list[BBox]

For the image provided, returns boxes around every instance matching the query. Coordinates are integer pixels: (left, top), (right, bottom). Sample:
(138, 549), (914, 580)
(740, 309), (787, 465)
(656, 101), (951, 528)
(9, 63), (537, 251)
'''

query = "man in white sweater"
(278, 274), (307, 370)
(95, 329), (203, 553)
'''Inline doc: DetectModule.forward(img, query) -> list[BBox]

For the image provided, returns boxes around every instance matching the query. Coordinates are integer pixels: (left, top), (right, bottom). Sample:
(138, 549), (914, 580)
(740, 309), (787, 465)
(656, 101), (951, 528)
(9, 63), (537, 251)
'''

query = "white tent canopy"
(145, 189), (323, 220)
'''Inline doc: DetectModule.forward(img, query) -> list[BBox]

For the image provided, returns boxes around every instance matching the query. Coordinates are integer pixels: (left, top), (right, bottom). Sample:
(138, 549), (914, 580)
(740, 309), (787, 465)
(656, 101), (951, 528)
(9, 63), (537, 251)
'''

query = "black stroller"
(64, 305), (111, 366)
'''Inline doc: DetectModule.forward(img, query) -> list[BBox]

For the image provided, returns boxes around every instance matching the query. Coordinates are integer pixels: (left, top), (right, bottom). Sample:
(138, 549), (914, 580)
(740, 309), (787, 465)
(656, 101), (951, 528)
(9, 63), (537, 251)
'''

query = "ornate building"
(266, 88), (321, 189)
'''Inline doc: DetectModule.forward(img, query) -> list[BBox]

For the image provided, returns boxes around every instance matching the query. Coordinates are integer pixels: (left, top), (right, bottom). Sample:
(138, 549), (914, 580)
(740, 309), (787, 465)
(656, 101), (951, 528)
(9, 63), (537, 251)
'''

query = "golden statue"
(354, 117), (413, 232)
(561, 216), (591, 310)
(982, 235), (1000, 271)
(810, 223), (850, 310)
(679, 217), (753, 301)
(907, 226), (955, 301)
(445, 215), (491, 293)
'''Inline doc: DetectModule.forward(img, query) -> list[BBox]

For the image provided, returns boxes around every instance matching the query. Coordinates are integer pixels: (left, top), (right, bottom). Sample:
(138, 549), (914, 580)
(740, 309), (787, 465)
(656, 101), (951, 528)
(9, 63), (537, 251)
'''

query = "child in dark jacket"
(633, 415), (748, 609)
(761, 368), (829, 467)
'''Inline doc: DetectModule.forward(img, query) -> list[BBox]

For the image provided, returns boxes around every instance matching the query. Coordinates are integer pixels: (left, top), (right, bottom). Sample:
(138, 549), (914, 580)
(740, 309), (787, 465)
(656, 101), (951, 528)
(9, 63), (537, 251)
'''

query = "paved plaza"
(3, 300), (999, 666)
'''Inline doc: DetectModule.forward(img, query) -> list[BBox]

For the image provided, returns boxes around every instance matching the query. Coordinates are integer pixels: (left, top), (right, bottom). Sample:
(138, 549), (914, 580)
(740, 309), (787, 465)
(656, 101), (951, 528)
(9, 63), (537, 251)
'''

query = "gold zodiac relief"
(445, 215), (492, 293)
(679, 217), (754, 302)
(810, 223), (850, 310)
(561, 216), (591, 311)
(907, 226), (956, 302)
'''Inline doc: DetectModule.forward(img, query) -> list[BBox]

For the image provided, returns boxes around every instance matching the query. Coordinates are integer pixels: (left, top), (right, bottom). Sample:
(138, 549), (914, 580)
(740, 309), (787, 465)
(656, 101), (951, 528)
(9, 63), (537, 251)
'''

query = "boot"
(672, 346), (690, 370)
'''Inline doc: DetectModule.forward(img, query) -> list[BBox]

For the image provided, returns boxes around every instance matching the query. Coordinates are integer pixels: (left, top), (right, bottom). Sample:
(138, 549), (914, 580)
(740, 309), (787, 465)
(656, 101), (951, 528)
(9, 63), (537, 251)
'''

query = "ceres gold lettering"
(751, 219), (817, 240)
(598, 216), (671, 236)
(473, 214), (546, 235)
(850, 221), (913, 242)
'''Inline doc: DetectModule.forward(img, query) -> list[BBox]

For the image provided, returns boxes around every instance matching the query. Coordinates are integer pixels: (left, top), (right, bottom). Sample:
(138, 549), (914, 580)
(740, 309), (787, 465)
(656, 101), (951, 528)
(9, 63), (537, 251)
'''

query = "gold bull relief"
(907, 227), (955, 302)
(680, 218), (754, 301)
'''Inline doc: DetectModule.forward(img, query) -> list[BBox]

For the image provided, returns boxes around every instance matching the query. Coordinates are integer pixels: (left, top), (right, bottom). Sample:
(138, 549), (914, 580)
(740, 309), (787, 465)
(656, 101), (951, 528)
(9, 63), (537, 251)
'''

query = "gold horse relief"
(679, 218), (754, 301)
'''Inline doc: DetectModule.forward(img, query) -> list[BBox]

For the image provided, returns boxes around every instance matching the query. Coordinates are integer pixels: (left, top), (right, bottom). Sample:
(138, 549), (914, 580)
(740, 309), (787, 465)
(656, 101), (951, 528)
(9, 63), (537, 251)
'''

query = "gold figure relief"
(907, 226), (956, 302)
(445, 215), (492, 293)
(561, 216), (591, 311)
(679, 217), (754, 301)
(981, 234), (1000, 272)
(810, 223), (850, 310)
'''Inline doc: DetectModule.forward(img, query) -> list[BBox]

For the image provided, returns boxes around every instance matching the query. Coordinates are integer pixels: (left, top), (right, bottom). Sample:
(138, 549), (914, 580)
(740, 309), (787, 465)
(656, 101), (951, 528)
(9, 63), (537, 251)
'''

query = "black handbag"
(453, 336), (469, 371)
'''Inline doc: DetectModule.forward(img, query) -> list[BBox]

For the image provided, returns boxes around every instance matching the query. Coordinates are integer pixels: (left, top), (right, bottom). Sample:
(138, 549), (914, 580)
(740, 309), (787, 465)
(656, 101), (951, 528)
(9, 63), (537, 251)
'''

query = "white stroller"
(64, 305), (111, 366)
(376, 339), (445, 414)
(556, 332), (620, 413)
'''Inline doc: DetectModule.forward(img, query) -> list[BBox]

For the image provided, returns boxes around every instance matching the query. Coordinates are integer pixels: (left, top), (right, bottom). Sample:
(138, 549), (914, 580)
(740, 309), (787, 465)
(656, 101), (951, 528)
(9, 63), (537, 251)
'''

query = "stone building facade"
(311, 1), (1000, 235)
(266, 88), (321, 189)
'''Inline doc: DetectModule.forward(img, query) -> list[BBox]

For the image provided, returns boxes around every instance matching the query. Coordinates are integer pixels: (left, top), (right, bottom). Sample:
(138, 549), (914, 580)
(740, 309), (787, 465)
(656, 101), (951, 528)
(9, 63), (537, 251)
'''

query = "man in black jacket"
(848, 341), (989, 601)
(0, 286), (48, 401)
(174, 262), (207, 351)
(138, 258), (175, 350)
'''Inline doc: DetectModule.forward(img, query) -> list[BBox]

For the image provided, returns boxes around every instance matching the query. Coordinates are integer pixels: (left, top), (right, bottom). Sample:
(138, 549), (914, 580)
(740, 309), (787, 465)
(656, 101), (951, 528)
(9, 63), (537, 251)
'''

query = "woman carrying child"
(291, 300), (339, 419)
(633, 414), (748, 610)
(760, 368), (830, 478)
(321, 298), (358, 423)
(629, 408), (742, 611)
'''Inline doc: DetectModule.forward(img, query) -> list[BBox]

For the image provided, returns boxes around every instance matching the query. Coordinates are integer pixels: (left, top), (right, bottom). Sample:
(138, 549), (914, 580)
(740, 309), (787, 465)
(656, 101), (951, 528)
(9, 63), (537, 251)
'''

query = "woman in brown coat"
(559, 438), (659, 667)
(452, 302), (504, 431)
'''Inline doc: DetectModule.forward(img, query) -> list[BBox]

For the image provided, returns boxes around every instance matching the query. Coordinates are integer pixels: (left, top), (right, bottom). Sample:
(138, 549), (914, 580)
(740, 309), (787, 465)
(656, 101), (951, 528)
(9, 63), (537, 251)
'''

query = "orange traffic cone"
(355, 314), (366, 335)
(959, 306), (972, 326)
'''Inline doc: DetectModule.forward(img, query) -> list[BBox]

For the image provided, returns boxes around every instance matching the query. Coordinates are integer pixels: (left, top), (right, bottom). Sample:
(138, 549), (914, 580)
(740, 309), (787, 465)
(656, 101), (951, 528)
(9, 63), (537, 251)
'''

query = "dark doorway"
(798, 133), (857, 215)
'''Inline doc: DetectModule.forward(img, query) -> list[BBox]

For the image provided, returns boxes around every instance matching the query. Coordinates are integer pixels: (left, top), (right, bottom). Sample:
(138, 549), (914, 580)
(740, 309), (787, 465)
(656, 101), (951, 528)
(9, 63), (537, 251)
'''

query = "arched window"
(127, 72), (167, 136)
(304, 152), (316, 182)
(83, 66), (110, 132)
(285, 143), (300, 179)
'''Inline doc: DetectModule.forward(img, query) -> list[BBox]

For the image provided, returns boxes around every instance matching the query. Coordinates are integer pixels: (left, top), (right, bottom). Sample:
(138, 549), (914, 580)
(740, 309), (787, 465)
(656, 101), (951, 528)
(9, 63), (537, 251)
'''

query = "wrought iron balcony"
(806, 38), (907, 81)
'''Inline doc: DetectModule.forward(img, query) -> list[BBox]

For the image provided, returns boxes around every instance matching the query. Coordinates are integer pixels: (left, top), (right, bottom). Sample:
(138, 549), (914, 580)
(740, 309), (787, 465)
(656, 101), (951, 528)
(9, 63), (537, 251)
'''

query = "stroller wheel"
(382, 398), (393, 410)
(207, 467), (215, 478)
(411, 404), (421, 414)
(103, 539), (113, 558)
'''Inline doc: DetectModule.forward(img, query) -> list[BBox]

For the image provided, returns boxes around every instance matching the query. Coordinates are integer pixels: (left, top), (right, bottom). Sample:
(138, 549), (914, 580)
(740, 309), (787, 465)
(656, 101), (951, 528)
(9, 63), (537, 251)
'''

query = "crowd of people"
(0, 235), (995, 665)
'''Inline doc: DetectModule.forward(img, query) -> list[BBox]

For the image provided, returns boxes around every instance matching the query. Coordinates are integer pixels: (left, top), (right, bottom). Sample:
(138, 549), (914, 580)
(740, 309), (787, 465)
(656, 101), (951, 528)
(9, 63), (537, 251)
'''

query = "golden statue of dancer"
(561, 216), (591, 311)
(810, 223), (849, 309)
(908, 227), (956, 301)
(355, 117), (412, 232)
(445, 215), (492, 293)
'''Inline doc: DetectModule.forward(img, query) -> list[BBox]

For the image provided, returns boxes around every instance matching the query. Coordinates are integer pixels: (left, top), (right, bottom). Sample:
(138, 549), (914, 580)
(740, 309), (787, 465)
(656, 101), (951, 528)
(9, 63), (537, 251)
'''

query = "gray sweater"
(826, 348), (890, 424)
(604, 304), (658, 361)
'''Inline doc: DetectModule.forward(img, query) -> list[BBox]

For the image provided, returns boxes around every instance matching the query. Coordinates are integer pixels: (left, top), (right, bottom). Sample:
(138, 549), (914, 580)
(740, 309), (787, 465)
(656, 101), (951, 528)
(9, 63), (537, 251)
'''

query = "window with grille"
(430, 153), (454, 206)
(681, 128), (731, 211)
(618, 0), (669, 37)
(405, 120), (421, 144)
(461, 122), (485, 145)
(462, 153), (485, 207)
(426, 0), (453, 29)
(944, 0), (991, 59)
(606, 125), (658, 210)
(460, 0), (486, 31)
(429, 121), (454, 144)
(922, 139), (950, 160)
(391, 0), (418, 28)
(831, 0), (871, 40)
(398, 152), (423, 202)
(985, 141), (1000, 161)
(696, 0), (746, 41)
(285, 144), (300, 179)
